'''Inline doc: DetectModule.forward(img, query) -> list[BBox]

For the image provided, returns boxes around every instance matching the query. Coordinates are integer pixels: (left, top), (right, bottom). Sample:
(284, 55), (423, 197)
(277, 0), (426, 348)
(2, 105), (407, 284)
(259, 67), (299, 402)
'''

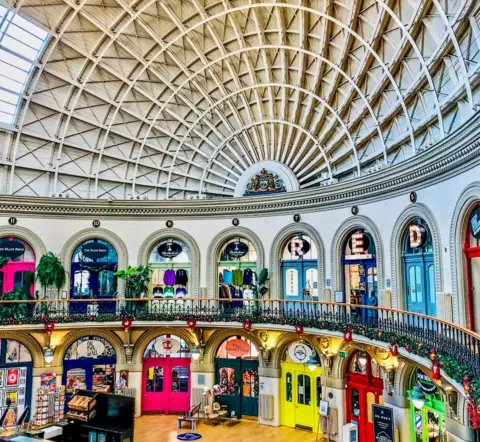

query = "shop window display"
(342, 230), (377, 320)
(63, 336), (116, 397)
(215, 336), (259, 418)
(217, 238), (257, 309)
(464, 204), (480, 331)
(70, 239), (118, 314)
(149, 239), (191, 300)
(0, 237), (35, 296)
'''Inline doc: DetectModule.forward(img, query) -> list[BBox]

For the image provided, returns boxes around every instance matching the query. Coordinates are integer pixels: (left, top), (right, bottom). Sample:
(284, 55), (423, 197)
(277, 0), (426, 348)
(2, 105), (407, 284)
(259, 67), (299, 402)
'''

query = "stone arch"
(203, 328), (264, 366)
(450, 182), (480, 326)
(137, 228), (201, 297)
(269, 222), (326, 301)
(207, 227), (265, 297)
(331, 342), (379, 380)
(0, 225), (48, 295)
(331, 215), (385, 293)
(52, 328), (127, 366)
(0, 331), (44, 368)
(390, 203), (443, 310)
(132, 327), (196, 365)
(270, 332), (323, 370)
(60, 228), (128, 296)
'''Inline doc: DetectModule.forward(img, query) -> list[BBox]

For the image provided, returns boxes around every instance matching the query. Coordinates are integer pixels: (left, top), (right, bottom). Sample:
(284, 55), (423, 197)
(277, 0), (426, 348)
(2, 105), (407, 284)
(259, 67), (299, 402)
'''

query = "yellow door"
(281, 363), (296, 428)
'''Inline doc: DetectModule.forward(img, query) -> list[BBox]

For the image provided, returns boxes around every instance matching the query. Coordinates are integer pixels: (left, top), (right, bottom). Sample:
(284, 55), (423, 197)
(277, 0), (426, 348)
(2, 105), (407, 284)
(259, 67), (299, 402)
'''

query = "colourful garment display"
(232, 269), (243, 286)
(243, 268), (253, 285)
(164, 286), (174, 298)
(223, 269), (233, 285)
(175, 269), (188, 285)
(175, 287), (187, 298)
(152, 287), (164, 298)
(163, 269), (176, 286)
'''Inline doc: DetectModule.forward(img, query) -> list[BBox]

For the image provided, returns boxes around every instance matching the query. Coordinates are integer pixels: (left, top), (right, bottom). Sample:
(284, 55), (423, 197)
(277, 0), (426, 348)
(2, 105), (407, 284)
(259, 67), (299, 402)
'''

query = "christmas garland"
(2, 310), (478, 427)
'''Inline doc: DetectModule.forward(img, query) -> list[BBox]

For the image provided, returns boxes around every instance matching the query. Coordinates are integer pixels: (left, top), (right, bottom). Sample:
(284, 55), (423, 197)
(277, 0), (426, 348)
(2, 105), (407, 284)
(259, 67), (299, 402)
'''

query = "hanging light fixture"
(191, 345), (200, 361)
(44, 345), (54, 365)
(305, 351), (319, 372)
(409, 386), (426, 409)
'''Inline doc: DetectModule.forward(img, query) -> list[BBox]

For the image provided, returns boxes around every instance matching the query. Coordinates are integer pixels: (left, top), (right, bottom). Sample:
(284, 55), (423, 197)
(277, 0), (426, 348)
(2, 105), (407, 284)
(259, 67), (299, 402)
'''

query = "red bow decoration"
(44, 322), (55, 334)
(344, 330), (353, 343)
(187, 319), (196, 329)
(243, 319), (252, 333)
(430, 362), (440, 382)
(294, 324), (304, 335)
(121, 319), (133, 330)
(389, 344), (399, 357)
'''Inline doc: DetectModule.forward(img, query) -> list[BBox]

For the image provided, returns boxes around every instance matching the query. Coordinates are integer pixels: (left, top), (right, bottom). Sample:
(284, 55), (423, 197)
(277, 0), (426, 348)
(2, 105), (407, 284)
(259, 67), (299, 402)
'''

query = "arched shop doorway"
(142, 335), (191, 415)
(0, 340), (32, 420)
(281, 235), (318, 305)
(281, 341), (322, 432)
(149, 239), (190, 299)
(345, 351), (383, 442)
(342, 230), (377, 319)
(0, 237), (35, 296)
(214, 336), (259, 418)
(63, 336), (116, 399)
(408, 367), (446, 442)
(402, 218), (436, 316)
(70, 239), (118, 315)
(217, 238), (257, 308)
(465, 204), (480, 331)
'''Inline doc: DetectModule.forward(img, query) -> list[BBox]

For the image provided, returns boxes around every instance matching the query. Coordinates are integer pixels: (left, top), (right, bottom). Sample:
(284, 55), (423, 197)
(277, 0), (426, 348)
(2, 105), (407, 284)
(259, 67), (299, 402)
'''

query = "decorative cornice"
(0, 114), (479, 218)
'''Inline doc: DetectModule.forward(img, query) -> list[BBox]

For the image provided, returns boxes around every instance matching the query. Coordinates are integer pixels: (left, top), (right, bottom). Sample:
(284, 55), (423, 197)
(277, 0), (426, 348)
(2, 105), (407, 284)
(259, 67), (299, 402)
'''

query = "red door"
(142, 357), (190, 414)
(345, 353), (383, 442)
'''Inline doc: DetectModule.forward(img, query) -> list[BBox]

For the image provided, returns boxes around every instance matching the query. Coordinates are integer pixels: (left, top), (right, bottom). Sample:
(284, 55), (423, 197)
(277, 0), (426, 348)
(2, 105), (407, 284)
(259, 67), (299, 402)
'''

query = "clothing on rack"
(219, 272), (224, 283)
(218, 284), (231, 300)
(152, 287), (164, 298)
(230, 286), (243, 308)
(151, 269), (165, 286)
(232, 269), (243, 286)
(243, 268), (253, 285)
(164, 286), (174, 298)
(163, 269), (176, 286)
(175, 269), (188, 285)
(175, 287), (186, 298)
(222, 269), (233, 285)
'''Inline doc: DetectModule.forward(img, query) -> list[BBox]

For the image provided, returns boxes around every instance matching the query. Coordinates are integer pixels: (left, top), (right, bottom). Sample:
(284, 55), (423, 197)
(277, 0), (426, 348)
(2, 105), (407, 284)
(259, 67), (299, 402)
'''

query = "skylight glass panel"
(0, 5), (49, 126)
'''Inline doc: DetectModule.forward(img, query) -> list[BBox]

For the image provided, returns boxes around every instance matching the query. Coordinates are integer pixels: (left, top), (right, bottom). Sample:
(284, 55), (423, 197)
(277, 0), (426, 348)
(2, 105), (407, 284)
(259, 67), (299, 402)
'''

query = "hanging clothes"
(232, 269), (243, 286)
(223, 269), (233, 285)
(243, 268), (253, 285)
(163, 269), (176, 286)
(175, 269), (188, 285)
(164, 286), (174, 298)
(152, 287), (164, 298)
(175, 287), (187, 298)
(230, 286), (243, 308)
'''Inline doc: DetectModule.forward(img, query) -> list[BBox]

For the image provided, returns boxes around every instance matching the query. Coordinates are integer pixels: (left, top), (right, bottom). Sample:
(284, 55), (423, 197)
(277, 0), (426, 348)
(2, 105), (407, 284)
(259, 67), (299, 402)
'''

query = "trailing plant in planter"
(0, 257), (10, 269)
(36, 252), (66, 297)
(114, 265), (152, 313)
(0, 287), (30, 320)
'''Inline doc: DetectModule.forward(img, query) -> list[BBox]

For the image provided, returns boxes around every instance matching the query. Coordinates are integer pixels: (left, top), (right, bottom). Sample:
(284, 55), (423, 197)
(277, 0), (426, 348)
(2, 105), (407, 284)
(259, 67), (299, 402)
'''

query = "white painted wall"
(3, 164), (479, 326)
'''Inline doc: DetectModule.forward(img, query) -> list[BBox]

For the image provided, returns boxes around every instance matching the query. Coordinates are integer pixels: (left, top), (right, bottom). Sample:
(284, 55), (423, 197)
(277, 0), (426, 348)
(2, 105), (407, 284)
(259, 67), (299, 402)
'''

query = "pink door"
(2, 262), (35, 295)
(142, 357), (190, 414)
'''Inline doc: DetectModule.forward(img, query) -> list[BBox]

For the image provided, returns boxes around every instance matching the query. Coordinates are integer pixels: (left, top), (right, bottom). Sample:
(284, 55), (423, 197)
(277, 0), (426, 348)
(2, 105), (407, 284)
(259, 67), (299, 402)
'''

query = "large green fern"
(36, 252), (66, 289)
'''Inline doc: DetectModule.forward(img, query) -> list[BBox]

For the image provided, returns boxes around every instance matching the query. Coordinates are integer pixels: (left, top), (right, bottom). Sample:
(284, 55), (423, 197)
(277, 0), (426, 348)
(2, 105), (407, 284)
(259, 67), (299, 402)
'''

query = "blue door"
(281, 259), (317, 311)
(404, 254), (436, 316)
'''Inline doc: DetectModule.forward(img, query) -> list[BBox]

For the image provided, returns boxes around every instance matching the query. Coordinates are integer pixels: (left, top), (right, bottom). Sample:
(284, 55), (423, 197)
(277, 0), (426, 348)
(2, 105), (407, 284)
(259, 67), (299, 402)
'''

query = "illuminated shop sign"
(287, 237), (310, 257)
(345, 232), (373, 260)
(158, 241), (182, 259)
(470, 208), (480, 239)
(0, 240), (25, 259)
(287, 342), (313, 363)
(225, 241), (249, 258)
(409, 224), (428, 248)
(81, 243), (109, 259)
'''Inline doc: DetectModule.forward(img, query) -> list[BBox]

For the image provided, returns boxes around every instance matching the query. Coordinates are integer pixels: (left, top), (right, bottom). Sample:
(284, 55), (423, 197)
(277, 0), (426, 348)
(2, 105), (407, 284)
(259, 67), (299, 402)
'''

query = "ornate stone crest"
(244, 168), (286, 196)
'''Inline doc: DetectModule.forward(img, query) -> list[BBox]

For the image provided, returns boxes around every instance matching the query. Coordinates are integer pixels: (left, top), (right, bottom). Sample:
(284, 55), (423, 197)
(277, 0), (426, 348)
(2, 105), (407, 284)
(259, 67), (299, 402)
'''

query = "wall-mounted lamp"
(305, 350), (319, 372)
(409, 386), (426, 409)
(191, 345), (200, 361)
(44, 345), (54, 365)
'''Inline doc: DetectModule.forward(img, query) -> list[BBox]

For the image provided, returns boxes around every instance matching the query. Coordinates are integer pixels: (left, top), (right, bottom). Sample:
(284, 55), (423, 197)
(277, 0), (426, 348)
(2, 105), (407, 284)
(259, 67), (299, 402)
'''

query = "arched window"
(281, 234), (318, 301)
(342, 230), (377, 317)
(143, 335), (191, 358)
(464, 204), (480, 331)
(0, 237), (35, 296)
(0, 339), (33, 421)
(217, 238), (257, 307)
(70, 239), (118, 314)
(349, 351), (380, 378)
(216, 336), (259, 360)
(148, 239), (190, 298)
(402, 218), (436, 317)
(63, 336), (116, 395)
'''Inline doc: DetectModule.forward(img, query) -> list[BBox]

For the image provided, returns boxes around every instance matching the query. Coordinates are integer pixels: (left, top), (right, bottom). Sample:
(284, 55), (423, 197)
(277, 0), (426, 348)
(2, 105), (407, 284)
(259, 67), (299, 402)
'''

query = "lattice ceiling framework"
(1, 0), (480, 199)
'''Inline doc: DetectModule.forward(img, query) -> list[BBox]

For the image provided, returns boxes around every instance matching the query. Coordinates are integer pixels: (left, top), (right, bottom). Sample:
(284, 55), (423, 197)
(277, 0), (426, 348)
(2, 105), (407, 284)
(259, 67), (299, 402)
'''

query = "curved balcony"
(2, 298), (479, 406)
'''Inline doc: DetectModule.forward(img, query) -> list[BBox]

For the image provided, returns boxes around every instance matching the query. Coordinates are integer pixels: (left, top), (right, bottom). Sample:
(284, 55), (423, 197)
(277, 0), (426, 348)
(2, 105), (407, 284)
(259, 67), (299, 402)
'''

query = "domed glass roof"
(1, 0), (480, 199)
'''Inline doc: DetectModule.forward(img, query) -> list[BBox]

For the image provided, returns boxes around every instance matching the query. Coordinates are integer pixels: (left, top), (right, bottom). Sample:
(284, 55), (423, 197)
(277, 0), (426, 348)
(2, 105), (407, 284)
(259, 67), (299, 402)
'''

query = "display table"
(63, 390), (134, 442)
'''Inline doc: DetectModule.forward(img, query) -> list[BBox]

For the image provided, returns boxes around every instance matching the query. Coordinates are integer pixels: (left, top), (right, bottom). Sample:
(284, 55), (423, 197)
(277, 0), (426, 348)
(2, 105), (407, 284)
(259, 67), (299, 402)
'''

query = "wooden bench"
(177, 404), (201, 431)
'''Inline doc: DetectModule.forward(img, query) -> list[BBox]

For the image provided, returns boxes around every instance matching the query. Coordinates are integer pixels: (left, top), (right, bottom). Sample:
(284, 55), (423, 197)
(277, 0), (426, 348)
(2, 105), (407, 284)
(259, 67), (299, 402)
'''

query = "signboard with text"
(373, 404), (394, 442)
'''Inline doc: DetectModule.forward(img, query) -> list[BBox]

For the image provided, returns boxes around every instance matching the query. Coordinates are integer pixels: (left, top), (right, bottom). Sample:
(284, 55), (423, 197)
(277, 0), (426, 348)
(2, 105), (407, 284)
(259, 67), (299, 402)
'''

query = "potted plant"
(36, 252), (67, 299)
(114, 265), (152, 313)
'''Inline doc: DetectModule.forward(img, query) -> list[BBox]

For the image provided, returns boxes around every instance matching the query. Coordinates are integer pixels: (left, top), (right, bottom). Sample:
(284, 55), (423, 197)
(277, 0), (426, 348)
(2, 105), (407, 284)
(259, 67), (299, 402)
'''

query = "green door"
(241, 359), (259, 416)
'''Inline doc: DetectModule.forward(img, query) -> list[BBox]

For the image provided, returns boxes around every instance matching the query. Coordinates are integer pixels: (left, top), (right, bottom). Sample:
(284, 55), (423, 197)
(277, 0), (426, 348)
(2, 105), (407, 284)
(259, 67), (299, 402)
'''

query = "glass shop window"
(218, 367), (237, 395)
(242, 369), (258, 398)
(146, 366), (163, 393)
(316, 377), (322, 407)
(286, 372), (292, 402)
(351, 388), (360, 417)
(297, 374), (311, 406)
(172, 366), (188, 393)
